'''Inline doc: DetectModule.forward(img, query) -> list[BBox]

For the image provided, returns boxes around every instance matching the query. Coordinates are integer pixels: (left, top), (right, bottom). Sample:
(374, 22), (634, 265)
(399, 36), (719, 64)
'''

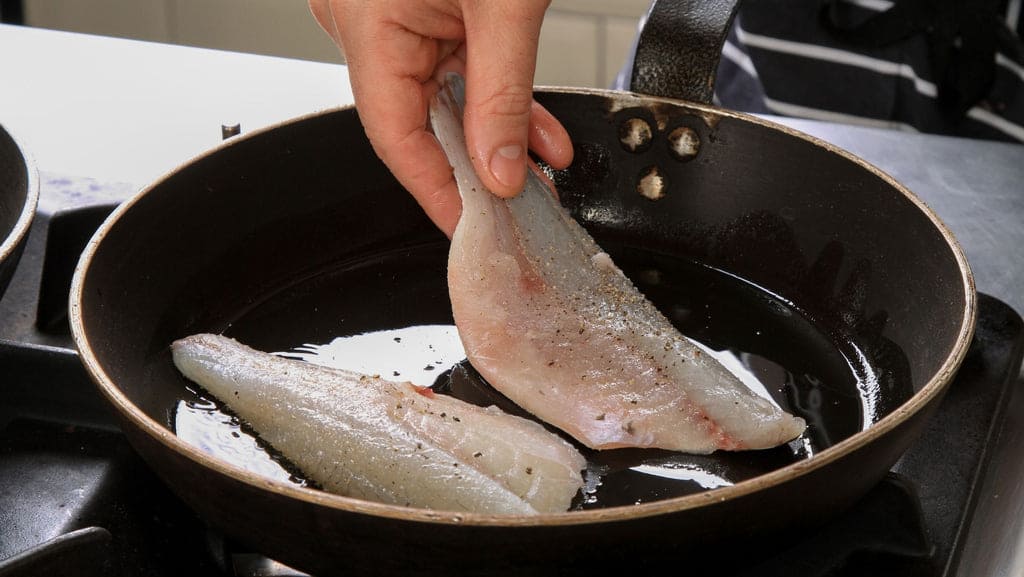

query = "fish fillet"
(430, 74), (805, 453)
(171, 333), (586, 514)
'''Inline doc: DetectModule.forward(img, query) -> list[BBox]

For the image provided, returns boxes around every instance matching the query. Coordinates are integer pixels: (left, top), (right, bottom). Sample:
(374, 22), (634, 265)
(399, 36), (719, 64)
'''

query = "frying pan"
(0, 123), (38, 299)
(70, 0), (975, 574)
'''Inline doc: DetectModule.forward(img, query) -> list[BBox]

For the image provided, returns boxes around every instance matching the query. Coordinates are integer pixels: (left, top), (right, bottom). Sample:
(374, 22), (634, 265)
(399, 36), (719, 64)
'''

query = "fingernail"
(490, 144), (525, 190)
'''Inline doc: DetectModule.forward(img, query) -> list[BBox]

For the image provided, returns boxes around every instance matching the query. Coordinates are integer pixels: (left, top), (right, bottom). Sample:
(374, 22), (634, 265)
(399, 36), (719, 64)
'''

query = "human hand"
(309, 0), (574, 237)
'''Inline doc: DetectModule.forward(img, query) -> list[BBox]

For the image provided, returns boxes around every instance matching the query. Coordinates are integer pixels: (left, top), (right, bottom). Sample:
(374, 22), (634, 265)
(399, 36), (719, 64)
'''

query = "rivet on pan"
(221, 124), (242, 140)
(637, 166), (667, 201)
(668, 126), (700, 161)
(619, 118), (653, 153)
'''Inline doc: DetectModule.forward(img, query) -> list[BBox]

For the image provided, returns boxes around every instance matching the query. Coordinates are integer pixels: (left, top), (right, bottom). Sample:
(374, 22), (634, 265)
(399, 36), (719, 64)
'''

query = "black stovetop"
(1, 174), (1021, 577)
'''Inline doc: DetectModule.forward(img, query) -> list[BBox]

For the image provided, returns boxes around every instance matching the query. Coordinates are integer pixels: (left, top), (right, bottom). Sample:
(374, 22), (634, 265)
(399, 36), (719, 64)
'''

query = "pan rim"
(0, 123), (40, 274)
(69, 89), (977, 528)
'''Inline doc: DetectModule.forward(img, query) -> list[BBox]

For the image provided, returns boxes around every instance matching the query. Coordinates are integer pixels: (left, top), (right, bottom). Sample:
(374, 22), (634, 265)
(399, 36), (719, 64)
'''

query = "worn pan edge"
(0, 123), (40, 277)
(69, 91), (977, 528)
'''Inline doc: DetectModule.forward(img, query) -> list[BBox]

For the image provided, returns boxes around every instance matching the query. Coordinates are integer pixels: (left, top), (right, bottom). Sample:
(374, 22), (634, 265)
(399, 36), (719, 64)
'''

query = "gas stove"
(0, 172), (1021, 577)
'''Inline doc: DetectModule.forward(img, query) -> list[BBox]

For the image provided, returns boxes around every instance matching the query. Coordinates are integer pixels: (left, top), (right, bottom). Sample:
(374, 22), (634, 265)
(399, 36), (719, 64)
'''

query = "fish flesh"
(171, 333), (586, 514)
(429, 74), (805, 453)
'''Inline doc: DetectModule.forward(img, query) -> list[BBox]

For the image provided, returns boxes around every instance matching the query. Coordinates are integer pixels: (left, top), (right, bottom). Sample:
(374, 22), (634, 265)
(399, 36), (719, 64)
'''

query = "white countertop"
(0, 23), (353, 187)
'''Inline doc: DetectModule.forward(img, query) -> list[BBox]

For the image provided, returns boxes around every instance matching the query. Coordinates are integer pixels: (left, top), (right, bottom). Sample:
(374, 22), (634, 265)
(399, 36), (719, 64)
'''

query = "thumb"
(460, 1), (549, 197)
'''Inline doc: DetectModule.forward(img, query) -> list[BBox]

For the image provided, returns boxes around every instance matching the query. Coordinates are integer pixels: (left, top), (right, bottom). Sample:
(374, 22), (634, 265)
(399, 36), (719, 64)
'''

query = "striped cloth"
(715, 0), (1024, 142)
(619, 0), (1024, 143)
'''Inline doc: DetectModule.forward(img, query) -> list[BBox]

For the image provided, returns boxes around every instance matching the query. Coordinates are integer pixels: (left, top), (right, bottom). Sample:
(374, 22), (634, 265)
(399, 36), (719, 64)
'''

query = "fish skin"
(171, 333), (586, 514)
(430, 74), (806, 453)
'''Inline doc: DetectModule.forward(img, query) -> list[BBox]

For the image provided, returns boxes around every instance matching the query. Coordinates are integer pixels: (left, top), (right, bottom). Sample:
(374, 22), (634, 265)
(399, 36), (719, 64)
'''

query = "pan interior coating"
(173, 238), (909, 510)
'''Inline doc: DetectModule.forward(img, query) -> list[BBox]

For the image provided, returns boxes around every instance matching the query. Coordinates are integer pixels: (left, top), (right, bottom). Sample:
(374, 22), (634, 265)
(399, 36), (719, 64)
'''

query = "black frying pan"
(0, 123), (38, 298)
(69, 1), (975, 574)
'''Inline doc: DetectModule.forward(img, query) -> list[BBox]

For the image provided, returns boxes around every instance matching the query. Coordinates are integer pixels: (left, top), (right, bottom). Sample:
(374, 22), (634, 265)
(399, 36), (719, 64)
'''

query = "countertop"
(1, 22), (1022, 577)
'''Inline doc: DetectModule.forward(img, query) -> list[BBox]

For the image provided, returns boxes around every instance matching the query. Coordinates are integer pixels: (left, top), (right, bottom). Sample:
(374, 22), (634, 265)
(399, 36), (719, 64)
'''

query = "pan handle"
(628, 0), (741, 104)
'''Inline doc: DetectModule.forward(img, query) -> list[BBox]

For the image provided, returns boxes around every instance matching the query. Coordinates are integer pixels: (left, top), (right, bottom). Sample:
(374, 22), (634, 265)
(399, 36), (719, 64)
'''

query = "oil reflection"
(175, 395), (303, 485)
(277, 325), (466, 387)
(629, 463), (733, 490)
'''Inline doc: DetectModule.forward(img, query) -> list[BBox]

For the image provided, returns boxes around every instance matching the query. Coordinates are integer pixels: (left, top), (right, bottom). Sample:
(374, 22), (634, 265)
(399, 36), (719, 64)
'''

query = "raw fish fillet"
(172, 333), (586, 514)
(430, 74), (805, 453)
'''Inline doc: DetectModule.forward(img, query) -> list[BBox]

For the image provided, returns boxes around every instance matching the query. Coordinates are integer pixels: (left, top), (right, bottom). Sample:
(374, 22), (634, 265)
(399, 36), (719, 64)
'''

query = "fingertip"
(488, 144), (528, 197)
(529, 101), (574, 170)
(463, 91), (533, 197)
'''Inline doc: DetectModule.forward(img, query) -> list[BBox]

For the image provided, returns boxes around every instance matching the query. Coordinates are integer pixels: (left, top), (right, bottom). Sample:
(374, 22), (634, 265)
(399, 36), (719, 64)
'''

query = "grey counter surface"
(776, 117), (1023, 318)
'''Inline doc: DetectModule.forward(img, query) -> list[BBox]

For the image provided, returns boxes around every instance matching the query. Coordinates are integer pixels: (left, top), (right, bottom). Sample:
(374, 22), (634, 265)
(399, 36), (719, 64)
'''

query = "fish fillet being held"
(430, 74), (805, 453)
(171, 333), (586, 515)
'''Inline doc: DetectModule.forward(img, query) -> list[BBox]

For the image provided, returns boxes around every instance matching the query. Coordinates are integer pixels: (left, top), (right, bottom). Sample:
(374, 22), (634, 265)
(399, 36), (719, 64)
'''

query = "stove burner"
(0, 175), (1020, 576)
